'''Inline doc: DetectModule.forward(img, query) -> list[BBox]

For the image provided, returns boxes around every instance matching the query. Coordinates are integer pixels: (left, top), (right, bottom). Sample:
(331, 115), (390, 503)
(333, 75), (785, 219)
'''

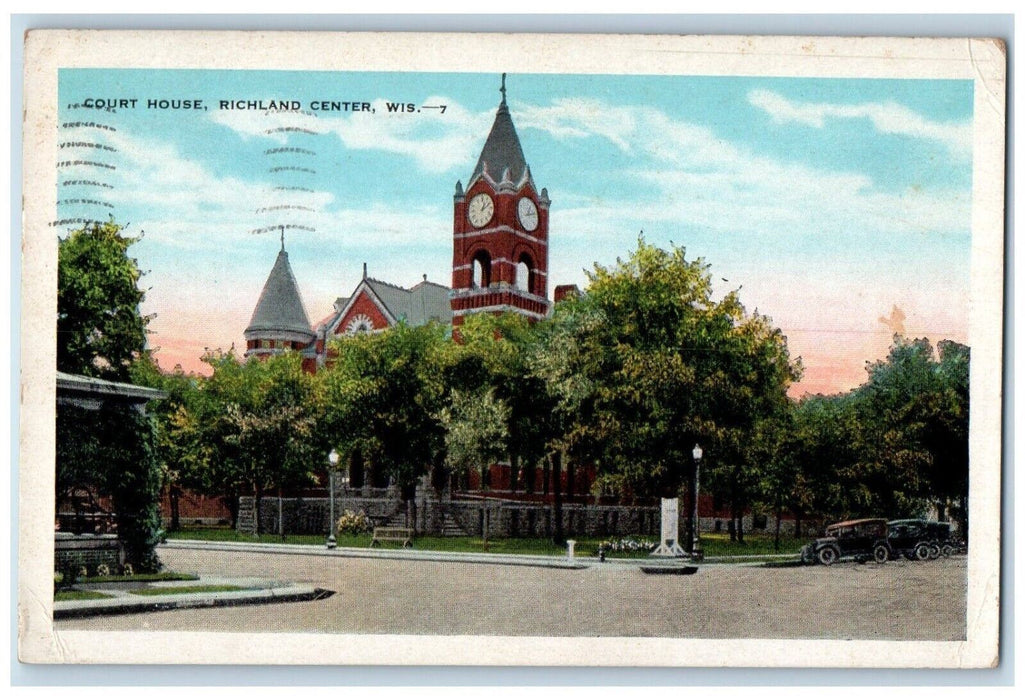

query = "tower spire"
(280, 225), (285, 251)
(500, 73), (507, 104)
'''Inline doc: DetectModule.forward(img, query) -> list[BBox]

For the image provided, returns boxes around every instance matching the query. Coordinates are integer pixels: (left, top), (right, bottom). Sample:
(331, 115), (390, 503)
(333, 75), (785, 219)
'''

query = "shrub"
(336, 509), (372, 536)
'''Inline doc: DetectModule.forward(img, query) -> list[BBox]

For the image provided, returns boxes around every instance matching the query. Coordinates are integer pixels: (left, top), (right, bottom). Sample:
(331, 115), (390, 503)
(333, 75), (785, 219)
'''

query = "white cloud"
(747, 89), (972, 158)
(210, 96), (496, 174)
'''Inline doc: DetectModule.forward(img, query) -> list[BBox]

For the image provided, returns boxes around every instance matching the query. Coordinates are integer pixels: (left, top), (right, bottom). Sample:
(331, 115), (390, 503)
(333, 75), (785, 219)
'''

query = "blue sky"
(56, 69), (974, 394)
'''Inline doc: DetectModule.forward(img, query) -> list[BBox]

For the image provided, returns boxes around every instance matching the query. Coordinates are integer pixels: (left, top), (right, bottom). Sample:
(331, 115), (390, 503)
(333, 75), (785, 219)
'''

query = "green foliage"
(56, 401), (164, 572)
(58, 219), (150, 381)
(440, 388), (511, 478)
(318, 323), (449, 491)
(780, 336), (970, 530)
(530, 238), (801, 500)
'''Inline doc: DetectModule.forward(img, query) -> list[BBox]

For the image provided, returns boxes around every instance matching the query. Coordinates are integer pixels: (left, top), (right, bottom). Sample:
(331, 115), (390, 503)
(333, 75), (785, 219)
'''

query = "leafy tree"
(56, 219), (162, 569)
(318, 323), (450, 528)
(531, 239), (801, 515)
(446, 313), (557, 494)
(56, 401), (163, 571)
(439, 388), (511, 488)
(58, 219), (150, 381)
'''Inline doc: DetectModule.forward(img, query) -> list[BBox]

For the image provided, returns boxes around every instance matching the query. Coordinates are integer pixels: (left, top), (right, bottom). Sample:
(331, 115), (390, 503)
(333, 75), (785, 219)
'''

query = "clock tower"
(450, 75), (550, 326)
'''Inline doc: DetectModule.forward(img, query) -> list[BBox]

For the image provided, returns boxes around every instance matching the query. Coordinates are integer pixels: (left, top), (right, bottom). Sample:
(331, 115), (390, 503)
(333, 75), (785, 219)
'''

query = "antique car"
(800, 518), (891, 565)
(924, 521), (957, 557)
(886, 519), (934, 560)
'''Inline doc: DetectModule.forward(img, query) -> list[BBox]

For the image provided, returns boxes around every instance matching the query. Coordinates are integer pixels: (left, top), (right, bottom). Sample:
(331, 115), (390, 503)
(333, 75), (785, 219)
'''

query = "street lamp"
(691, 443), (704, 561)
(326, 448), (340, 549)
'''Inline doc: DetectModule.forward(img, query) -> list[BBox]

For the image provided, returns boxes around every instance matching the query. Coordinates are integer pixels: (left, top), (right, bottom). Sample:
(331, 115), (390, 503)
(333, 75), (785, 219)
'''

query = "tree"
(318, 323), (450, 529)
(531, 238), (801, 513)
(56, 219), (162, 570)
(58, 219), (150, 381)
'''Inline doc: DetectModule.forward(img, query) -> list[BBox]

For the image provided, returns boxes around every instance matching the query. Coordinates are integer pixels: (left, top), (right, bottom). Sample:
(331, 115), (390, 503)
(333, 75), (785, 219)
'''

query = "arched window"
(472, 250), (492, 288)
(515, 253), (533, 293)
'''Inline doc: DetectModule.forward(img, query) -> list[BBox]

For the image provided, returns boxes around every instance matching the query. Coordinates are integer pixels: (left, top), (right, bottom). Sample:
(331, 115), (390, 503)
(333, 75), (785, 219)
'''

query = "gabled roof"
(363, 277), (452, 326)
(245, 249), (314, 338)
(322, 276), (452, 335)
(469, 97), (532, 190)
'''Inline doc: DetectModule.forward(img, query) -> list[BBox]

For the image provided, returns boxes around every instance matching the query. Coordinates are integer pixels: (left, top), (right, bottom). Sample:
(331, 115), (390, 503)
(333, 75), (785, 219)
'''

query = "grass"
(129, 584), (244, 596)
(165, 525), (808, 558)
(54, 590), (115, 602)
(80, 572), (200, 584)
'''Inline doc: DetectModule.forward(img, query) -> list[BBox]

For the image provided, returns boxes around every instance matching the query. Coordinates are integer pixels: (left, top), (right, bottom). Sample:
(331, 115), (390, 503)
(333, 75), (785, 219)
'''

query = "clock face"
(517, 197), (539, 231)
(467, 193), (494, 228)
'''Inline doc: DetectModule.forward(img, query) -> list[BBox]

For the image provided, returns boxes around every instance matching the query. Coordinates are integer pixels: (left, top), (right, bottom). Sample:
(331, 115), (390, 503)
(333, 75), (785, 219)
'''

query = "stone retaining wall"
(54, 533), (125, 572)
(235, 494), (808, 538)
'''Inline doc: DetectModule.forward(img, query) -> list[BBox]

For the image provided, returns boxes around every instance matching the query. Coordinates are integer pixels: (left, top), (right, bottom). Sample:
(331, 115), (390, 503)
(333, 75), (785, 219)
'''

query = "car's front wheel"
(818, 546), (839, 566)
(941, 544), (955, 557)
(928, 543), (941, 559)
(914, 542), (931, 561)
(873, 543), (890, 563)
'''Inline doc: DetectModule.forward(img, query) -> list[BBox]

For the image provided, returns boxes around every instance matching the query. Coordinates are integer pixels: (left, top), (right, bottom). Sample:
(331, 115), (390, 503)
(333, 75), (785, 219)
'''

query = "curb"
(160, 540), (588, 570)
(54, 584), (333, 619)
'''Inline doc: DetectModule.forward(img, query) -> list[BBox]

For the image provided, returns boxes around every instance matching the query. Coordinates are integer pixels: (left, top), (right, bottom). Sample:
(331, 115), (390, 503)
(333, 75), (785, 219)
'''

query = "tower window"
(472, 250), (492, 288)
(515, 253), (534, 293)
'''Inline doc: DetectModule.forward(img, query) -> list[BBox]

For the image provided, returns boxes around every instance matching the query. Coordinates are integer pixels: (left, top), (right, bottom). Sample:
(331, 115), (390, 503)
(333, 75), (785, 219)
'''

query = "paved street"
(56, 546), (967, 639)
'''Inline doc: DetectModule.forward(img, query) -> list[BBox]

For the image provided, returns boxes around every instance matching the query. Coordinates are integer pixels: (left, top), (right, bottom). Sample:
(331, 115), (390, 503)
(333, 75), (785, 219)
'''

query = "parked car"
(886, 519), (933, 560)
(800, 518), (891, 565)
(924, 521), (957, 558)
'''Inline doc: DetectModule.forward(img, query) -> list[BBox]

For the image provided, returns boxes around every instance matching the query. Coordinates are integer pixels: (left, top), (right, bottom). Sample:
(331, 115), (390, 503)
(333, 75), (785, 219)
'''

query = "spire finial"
(280, 225), (285, 251)
(500, 73), (507, 104)
(362, 262), (367, 280)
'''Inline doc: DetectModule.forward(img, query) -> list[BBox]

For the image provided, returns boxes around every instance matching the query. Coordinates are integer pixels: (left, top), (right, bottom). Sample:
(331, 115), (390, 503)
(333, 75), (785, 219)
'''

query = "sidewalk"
(54, 575), (331, 619)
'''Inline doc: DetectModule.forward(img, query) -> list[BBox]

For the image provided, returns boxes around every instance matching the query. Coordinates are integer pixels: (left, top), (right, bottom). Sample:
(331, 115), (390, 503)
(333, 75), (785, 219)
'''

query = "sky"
(55, 69), (974, 397)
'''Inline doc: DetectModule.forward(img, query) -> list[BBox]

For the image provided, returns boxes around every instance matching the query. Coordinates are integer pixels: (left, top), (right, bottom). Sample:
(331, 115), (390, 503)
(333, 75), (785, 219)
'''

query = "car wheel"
(873, 543), (889, 563)
(941, 544), (955, 557)
(914, 542), (931, 561)
(928, 544), (941, 559)
(818, 547), (839, 566)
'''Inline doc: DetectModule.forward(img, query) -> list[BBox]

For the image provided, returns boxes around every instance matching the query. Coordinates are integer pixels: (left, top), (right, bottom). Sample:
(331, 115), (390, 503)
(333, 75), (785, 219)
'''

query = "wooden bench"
(370, 527), (414, 548)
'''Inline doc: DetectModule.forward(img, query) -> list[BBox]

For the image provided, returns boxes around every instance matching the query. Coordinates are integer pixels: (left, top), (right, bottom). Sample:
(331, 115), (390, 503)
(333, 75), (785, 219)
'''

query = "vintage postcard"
(19, 31), (1005, 667)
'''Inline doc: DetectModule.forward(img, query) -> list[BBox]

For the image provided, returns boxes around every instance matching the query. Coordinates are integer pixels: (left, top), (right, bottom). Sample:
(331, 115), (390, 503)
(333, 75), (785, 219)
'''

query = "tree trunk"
(349, 451), (365, 490)
(566, 456), (575, 500)
(169, 485), (181, 532)
(509, 453), (519, 493)
(552, 452), (564, 544)
(542, 459), (550, 496)
(254, 486), (263, 535)
(773, 495), (783, 552)
(524, 457), (536, 494)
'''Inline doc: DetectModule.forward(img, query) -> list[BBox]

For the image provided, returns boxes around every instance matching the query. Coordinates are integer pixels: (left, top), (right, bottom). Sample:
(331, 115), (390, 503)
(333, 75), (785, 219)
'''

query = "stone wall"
(235, 492), (813, 539)
(54, 533), (125, 572)
(237, 494), (663, 538)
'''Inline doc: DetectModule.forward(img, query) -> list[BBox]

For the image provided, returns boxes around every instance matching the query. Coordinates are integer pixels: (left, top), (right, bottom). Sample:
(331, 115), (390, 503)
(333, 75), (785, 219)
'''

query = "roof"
(245, 249), (314, 338)
(469, 98), (532, 190)
(365, 278), (452, 326)
(826, 518), (888, 529)
(321, 276), (452, 334)
(56, 371), (167, 403)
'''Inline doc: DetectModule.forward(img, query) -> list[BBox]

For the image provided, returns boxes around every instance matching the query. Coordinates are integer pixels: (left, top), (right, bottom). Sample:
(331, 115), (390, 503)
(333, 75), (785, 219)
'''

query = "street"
(56, 546), (967, 640)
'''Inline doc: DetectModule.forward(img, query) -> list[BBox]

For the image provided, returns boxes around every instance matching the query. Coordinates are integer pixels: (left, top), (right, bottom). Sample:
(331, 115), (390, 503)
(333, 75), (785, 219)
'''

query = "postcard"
(19, 31), (1005, 667)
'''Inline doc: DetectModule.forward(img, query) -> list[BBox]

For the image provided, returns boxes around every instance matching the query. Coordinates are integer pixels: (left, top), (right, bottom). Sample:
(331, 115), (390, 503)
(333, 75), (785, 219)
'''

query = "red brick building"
(244, 79), (552, 369)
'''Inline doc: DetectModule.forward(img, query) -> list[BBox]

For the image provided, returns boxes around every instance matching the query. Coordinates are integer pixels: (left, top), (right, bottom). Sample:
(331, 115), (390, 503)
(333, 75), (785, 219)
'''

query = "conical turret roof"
(469, 96), (532, 189)
(245, 249), (314, 338)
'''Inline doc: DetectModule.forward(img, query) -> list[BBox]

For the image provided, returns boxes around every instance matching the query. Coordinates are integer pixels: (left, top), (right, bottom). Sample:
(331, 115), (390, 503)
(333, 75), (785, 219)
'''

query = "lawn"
(164, 526), (807, 558)
(54, 590), (115, 602)
(129, 585), (244, 596)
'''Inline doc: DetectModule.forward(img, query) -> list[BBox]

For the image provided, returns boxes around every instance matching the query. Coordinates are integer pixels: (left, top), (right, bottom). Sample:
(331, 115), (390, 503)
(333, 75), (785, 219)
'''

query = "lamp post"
(691, 443), (704, 561)
(326, 448), (340, 549)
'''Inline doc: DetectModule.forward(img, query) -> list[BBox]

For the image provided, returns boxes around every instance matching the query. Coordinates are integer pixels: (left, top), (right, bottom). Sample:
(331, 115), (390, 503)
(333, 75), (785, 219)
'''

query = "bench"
(370, 527), (414, 548)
